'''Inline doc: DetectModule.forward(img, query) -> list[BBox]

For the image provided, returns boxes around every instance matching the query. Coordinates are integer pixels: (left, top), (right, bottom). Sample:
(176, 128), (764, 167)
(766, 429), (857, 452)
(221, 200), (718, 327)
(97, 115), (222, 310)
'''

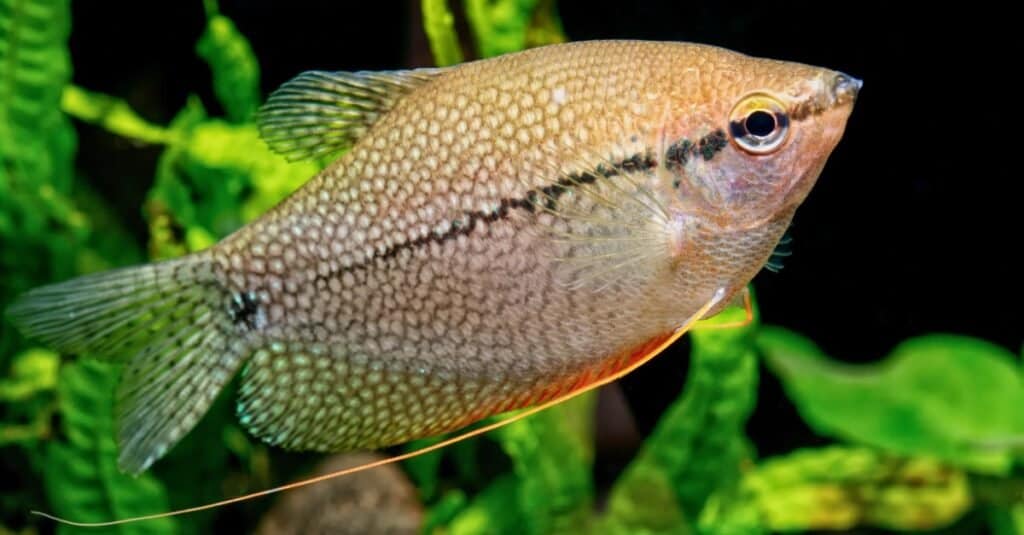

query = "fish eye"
(728, 94), (790, 154)
(745, 110), (776, 137)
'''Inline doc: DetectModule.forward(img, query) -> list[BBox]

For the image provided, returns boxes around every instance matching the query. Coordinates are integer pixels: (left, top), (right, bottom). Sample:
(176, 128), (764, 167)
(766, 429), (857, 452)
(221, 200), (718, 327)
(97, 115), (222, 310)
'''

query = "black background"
(68, 0), (1022, 488)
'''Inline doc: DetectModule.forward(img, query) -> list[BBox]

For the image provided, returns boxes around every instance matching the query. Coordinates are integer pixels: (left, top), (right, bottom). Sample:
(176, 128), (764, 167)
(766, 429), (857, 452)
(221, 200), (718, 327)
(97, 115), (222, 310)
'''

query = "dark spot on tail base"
(229, 291), (265, 331)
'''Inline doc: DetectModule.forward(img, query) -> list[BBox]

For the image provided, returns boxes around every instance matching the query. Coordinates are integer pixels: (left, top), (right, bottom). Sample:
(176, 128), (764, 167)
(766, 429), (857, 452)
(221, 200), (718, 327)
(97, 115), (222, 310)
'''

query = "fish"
(7, 40), (860, 478)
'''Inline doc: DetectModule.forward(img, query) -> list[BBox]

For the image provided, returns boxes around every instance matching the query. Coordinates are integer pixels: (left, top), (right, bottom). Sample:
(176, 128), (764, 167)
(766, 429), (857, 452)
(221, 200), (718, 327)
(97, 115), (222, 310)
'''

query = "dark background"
(68, 0), (1021, 484)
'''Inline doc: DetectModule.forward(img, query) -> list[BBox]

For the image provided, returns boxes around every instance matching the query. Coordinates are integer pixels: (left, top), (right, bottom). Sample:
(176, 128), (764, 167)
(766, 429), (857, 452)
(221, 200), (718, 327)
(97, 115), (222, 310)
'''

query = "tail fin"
(6, 254), (249, 474)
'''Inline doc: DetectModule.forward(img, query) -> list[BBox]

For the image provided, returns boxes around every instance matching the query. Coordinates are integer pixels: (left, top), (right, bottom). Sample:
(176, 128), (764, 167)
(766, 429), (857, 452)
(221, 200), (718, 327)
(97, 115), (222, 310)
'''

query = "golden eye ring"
(728, 94), (790, 154)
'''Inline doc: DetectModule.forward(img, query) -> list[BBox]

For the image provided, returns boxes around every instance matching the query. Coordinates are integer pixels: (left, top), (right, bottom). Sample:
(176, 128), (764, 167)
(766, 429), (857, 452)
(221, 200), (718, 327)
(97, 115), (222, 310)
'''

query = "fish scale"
(8, 40), (859, 474)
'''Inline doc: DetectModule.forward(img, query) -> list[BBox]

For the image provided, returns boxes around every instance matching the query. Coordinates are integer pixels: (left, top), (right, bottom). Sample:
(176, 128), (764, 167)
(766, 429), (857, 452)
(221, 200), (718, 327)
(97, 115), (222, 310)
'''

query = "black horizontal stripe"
(237, 151), (658, 329)
(374, 150), (657, 262)
(666, 129), (728, 170)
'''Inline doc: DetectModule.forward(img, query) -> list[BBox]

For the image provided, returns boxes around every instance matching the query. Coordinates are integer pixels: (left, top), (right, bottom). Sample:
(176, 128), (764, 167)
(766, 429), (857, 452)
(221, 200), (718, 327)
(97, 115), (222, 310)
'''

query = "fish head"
(659, 46), (860, 231)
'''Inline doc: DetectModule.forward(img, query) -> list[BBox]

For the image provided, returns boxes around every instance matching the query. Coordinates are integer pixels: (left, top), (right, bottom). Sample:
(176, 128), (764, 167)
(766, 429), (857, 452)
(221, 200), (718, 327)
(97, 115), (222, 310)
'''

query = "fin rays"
(30, 289), (729, 529)
(258, 68), (445, 161)
(6, 255), (250, 474)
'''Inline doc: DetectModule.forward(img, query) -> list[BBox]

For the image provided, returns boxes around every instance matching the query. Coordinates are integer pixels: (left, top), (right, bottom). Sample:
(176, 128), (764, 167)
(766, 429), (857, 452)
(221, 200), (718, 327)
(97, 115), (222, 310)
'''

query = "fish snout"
(831, 73), (862, 105)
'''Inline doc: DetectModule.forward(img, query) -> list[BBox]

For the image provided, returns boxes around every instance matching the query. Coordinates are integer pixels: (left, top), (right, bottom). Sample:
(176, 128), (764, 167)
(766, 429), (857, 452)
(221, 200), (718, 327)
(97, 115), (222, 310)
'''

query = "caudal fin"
(6, 255), (249, 474)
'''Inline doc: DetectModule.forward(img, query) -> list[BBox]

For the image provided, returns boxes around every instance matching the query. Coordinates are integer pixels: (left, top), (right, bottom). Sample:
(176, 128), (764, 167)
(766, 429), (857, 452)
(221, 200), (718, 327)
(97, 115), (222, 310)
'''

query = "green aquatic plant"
(600, 304), (758, 533)
(45, 361), (176, 535)
(761, 330), (1024, 474)
(0, 0), (143, 530)
(196, 0), (260, 124)
(2, 1), (1023, 534)
(700, 445), (972, 533)
(422, 0), (565, 65)
(464, 0), (565, 58)
(422, 0), (465, 66)
(1, 0), (79, 361)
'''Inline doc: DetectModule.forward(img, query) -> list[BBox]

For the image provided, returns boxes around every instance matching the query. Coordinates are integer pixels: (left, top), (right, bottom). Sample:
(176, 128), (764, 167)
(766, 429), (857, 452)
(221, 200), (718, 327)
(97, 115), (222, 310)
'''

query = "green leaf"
(523, 0), (565, 50)
(196, 5), (260, 123)
(0, 0), (128, 525)
(988, 503), (1024, 535)
(403, 434), (485, 504)
(700, 446), (971, 533)
(603, 465), (690, 535)
(0, 0), (71, 153)
(442, 394), (596, 534)
(0, 348), (58, 402)
(0, 0), (80, 362)
(760, 328), (1024, 473)
(422, 0), (464, 66)
(446, 474), (521, 535)
(494, 393), (596, 534)
(401, 436), (446, 501)
(0, 348), (58, 447)
(45, 360), (176, 534)
(602, 290), (759, 533)
(464, 0), (565, 58)
(60, 85), (173, 144)
(423, 489), (469, 534)
(147, 111), (318, 253)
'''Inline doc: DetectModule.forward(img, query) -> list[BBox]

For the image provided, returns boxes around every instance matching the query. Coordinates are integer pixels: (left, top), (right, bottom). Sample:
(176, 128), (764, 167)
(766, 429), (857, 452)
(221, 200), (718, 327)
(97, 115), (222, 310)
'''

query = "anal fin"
(30, 289), (728, 528)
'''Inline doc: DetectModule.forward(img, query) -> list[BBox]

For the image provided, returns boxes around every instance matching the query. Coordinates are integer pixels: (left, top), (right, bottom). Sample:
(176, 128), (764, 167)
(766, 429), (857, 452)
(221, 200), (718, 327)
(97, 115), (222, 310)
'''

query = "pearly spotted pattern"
(9, 40), (857, 471)
(212, 41), (818, 451)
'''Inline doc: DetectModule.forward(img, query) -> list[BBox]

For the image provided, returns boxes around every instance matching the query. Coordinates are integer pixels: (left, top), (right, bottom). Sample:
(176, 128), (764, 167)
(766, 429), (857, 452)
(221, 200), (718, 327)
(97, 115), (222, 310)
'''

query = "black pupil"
(745, 110), (776, 137)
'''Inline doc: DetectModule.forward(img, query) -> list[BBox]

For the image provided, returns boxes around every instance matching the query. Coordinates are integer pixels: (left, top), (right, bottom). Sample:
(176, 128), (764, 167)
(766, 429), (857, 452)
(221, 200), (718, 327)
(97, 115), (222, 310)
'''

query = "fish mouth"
(790, 72), (862, 121)
(831, 72), (862, 106)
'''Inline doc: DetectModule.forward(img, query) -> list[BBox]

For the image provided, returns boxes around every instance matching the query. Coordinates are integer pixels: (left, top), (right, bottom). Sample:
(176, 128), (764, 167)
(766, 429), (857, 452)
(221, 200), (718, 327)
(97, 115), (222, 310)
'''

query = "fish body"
(9, 40), (859, 473)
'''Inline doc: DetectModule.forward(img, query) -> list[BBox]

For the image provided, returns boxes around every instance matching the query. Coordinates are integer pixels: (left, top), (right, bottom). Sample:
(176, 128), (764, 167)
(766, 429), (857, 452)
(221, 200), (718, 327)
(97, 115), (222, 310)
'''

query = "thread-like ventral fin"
(6, 255), (250, 474)
(764, 230), (793, 273)
(258, 68), (446, 161)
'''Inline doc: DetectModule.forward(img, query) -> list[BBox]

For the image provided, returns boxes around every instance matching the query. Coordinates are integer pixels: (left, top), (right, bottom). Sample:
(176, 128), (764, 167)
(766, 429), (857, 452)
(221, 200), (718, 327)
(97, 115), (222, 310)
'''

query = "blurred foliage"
(196, 0), (260, 124)
(423, 0), (566, 65)
(45, 361), (176, 535)
(422, 0), (464, 66)
(60, 86), (174, 145)
(0, 0), (79, 362)
(761, 329), (1024, 475)
(476, 393), (596, 534)
(700, 446), (972, 533)
(600, 300), (758, 533)
(464, 0), (566, 58)
(2, 1), (1023, 534)
(0, 349), (57, 448)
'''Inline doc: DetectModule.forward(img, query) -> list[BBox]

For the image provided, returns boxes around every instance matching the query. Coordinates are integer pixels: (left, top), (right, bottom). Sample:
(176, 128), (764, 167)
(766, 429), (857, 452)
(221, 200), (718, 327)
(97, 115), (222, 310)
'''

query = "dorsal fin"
(257, 68), (446, 161)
